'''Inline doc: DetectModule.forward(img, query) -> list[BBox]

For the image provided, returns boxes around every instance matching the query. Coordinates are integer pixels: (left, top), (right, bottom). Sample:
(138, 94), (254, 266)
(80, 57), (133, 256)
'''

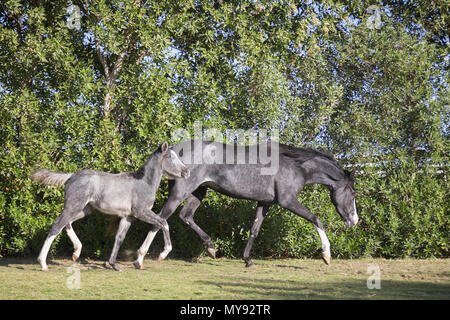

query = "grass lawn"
(0, 257), (448, 300)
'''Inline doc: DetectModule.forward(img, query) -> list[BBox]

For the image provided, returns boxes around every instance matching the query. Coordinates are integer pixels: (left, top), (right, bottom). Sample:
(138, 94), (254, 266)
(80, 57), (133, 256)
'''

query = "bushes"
(0, 149), (447, 260)
(0, 1), (447, 260)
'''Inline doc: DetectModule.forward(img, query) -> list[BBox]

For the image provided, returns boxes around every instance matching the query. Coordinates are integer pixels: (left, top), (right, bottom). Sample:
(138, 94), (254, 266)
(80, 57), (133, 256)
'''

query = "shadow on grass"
(0, 257), (38, 269)
(0, 256), (109, 271)
(196, 277), (450, 300)
(0, 256), (199, 271)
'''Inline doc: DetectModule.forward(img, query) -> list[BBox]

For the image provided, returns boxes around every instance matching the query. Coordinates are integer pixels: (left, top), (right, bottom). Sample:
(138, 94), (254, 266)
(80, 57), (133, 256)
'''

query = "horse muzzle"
(181, 167), (190, 178)
(345, 214), (359, 227)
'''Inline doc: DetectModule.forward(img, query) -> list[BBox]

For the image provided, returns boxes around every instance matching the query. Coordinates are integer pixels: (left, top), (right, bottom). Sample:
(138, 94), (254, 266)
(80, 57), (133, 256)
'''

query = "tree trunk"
(103, 90), (113, 120)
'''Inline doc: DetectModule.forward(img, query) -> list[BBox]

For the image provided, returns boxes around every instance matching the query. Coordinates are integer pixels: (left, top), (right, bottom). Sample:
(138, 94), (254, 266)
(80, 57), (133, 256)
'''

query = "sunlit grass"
(0, 257), (448, 299)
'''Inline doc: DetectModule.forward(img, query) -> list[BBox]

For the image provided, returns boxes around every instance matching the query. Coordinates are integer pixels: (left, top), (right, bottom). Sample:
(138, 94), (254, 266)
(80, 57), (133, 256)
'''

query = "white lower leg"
(158, 223), (171, 261)
(66, 227), (82, 260)
(135, 230), (158, 267)
(159, 244), (172, 260)
(316, 227), (331, 263)
(38, 234), (56, 271)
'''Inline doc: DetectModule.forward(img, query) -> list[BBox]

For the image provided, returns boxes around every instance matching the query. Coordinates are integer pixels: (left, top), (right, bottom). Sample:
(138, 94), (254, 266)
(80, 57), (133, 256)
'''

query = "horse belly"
(205, 170), (275, 202)
(91, 191), (133, 217)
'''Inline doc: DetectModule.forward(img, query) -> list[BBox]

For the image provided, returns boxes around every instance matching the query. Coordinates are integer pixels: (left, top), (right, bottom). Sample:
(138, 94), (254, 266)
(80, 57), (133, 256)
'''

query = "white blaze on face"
(170, 150), (185, 168)
(165, 150), (188, 179)
(350, 199), (359, 226)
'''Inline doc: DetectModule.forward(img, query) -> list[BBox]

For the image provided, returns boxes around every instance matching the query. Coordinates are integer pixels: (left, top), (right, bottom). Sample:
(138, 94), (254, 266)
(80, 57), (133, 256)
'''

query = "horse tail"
(31, 169), (73, 187)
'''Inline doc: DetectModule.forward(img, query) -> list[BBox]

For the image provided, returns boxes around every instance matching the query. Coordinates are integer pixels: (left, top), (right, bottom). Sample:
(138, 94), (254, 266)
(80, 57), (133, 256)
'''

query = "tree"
(0, 0), (447, 258)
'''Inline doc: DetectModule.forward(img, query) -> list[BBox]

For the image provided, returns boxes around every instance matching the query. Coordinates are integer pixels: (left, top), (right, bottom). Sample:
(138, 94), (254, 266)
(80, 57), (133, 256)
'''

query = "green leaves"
(0, 1), (447, 259)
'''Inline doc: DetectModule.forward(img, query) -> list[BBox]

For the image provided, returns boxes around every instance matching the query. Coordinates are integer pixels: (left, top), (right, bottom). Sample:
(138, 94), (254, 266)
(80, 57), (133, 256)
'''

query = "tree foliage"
(0, 0), (448, 259)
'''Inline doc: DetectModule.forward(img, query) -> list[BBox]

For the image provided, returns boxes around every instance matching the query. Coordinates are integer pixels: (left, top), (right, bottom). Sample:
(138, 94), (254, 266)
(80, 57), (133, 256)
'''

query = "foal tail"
(31, 169), (73, 187)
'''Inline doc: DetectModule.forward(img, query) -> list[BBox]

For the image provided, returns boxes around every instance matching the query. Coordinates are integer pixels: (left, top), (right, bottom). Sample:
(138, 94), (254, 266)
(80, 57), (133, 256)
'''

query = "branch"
(109, 48), (127, 83)
(109, 30), (133, 84)
(78, 1), (110, 80)
(2, 2), (26, 44)
(94, 36), (110, 80)
(135, 48), (149, 65)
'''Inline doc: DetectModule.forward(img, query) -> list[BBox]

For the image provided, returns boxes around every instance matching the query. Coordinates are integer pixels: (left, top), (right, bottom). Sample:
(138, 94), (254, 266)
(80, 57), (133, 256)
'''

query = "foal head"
(158, 141), (190, 179)
(329, 170), (358, 227)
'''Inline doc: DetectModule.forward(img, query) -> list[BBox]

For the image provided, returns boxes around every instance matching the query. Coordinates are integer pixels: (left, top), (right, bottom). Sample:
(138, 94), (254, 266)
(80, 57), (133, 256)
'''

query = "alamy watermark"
(366, 5), (382, 30)
(366, 264), (381, 289)
(66, 264), (81, 290)
(66, 3), (81, 31)
(171, 121), (280, 175)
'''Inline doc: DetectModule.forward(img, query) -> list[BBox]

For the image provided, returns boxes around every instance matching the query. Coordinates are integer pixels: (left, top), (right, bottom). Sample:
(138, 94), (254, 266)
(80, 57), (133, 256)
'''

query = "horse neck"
(138, 156), (163, 188)
(303, 158), (344, 189)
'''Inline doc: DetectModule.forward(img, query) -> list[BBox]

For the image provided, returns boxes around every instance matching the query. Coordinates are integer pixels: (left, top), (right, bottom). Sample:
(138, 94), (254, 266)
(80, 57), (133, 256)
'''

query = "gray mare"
(132, 140), (359, 268)
(31, 142), (189, 271)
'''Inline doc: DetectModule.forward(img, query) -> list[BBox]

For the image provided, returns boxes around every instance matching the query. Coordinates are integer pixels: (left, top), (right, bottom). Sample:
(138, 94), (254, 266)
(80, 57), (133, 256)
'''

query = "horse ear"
(161, 141), (169, 154)
(344, 169), (355, 181)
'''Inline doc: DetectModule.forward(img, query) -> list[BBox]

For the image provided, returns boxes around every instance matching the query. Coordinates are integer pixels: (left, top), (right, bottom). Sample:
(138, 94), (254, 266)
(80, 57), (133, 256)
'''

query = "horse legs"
(134, 187), (189, 269)
(278, 197), (331, 265)
(134, 209), (172, 263)
(243, 204), (270, 268)
(107, 216), (133, 271)
(177, 187), (214, 257)
(66, 224), (82, 262)
(65, 206), (93, 262)
(38, 205), (89, 271)
(134, 225), (159, 269)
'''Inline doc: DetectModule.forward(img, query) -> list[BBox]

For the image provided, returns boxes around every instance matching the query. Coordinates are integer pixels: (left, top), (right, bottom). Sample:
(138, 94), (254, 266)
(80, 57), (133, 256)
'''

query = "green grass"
(0, 257), (449, 299)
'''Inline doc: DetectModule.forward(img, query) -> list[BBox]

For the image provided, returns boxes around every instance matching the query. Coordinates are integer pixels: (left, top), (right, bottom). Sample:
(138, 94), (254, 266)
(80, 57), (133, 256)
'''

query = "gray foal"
(31, 142), (189, 271)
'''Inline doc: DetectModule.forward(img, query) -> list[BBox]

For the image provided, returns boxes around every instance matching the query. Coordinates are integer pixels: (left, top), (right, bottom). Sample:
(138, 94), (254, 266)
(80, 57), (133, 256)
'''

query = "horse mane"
(278, 143), (342, 169)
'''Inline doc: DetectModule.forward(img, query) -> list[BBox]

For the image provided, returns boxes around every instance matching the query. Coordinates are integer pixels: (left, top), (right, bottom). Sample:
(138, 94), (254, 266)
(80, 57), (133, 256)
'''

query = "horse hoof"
(38, 257), (48, 271)
(322, 253), (331, 265)
(112, 264), (122, 272)
(133, 260), (144, 269)
(245, 260), (256, 268)
(104, 262), (122, 271)
(157, 255), (164, 262)
(206, 247), (216, 259)
(72, 253), (79, 262)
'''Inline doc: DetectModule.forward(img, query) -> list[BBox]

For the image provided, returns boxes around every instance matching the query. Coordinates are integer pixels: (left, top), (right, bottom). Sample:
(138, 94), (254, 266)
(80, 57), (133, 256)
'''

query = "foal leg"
(65, 206), (93, 262)
(278, 197), (331, 265)
(134, 190), (188, 269)
(66, 224), (82, 262)
(134, 209), (172, 263)
(243, 204), (270, 268)
(107, 216), (133, 271)
(38, 207), (87, 271)
(134, 225), (159, 269)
